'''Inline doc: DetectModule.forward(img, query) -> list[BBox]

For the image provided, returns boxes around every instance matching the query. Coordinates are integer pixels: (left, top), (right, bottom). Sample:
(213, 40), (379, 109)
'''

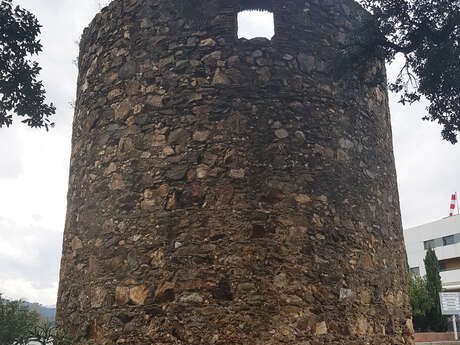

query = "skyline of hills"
(22, 301), (56, 322)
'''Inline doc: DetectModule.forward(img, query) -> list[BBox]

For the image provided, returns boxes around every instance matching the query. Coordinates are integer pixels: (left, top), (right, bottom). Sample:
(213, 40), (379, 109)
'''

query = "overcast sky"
(1, 2), (459, 306)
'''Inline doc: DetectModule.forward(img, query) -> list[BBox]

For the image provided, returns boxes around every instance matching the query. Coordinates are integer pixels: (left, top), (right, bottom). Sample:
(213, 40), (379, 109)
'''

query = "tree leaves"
(409, 274), (433, 317)
(353, 0), (460, 143)
(423, 248), (448, 331)
(0, 294), (74, 345)
(30, 321), (74, 345)
(0, 294), (39, 345)
(0, 0), (55, 130)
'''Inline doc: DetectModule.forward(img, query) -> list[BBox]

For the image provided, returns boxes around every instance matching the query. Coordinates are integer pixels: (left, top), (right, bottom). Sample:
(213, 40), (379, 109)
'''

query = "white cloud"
(0, 217), (62, 306)
(0, 279), (58, 307)
(0, 129), (24, 179)
(0, 0), (100, 306)
(388, 57), (460, 228)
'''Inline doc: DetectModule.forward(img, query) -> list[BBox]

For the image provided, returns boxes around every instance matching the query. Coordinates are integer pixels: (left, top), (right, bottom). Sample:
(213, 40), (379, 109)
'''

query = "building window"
(423, 232), (460, 250)
(443, 235), (455, 246)
(424, 240), (434, 250)
(237, 10), (274, 40)
(439, 261), (447, 272)
(438, 257), (460, 272)
(409, 267), (420, 277)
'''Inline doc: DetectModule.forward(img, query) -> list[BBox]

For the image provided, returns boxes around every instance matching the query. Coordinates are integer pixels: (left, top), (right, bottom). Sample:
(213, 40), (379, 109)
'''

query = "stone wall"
(56, 0), (414, 344)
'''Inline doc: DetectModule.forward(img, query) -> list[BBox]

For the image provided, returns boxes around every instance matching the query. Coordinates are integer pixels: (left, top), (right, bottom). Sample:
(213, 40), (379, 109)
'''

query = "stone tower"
(56, 0), (414, 344)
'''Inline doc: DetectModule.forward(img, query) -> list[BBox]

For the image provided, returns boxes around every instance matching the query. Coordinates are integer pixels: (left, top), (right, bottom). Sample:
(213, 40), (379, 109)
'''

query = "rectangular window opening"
(443, 235), (455, 246)
(424, 240), (434, 250)
(237, 10), (274, 40)
(438, 257), (460, 272)
(409, 267), (420, 277)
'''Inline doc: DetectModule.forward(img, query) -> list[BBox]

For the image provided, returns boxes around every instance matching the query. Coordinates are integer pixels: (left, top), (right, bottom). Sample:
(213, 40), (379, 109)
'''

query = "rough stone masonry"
(56, 0), (414, 344)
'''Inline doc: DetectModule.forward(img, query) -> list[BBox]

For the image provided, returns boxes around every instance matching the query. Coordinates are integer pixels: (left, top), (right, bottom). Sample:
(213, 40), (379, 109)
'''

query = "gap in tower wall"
(237, 10), (274, 39)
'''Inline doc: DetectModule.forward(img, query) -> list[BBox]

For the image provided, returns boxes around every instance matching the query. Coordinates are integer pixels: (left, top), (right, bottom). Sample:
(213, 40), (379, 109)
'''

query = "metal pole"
(453, 314), (458, 341)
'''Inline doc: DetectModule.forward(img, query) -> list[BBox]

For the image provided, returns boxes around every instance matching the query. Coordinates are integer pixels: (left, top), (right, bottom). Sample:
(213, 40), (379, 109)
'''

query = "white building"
(404, 214), (460, 291)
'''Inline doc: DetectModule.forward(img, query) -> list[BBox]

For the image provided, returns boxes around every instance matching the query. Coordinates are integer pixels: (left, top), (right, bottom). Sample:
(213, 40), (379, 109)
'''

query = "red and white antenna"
(449, 193), (458, 216)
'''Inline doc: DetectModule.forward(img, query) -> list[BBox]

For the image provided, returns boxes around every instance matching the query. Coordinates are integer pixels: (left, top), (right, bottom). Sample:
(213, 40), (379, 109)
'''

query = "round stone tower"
(56, 0), (414, 344)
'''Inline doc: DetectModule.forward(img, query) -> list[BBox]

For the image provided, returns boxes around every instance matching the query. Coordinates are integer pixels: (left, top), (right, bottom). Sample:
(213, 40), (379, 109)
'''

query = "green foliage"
(0, 293), (71, 345)
(350, 0), (460, 143)
(408, 273), (433, 330)
(424, 248), (448, 331)
(31, 321), (54, 345)
(407, 249), (450, 331)
(0, 294), (39, 345)
(409, 274), (433, 316)
(0, 0), (55, 130)
(425, 248), (442, 304)
(30, 320), (74, 345)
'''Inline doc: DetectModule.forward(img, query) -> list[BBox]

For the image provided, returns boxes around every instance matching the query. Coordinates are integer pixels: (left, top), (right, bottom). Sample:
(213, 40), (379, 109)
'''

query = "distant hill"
(21, 301), (56, 323)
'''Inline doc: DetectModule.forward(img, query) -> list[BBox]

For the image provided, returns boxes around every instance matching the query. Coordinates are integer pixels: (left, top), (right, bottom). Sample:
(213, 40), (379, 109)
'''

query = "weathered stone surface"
(104, 162), (116, 176)
(109, 173), (124, 190)
(151, 134), (166, 147)
(192, 130), (210, 142)
(119, 60), (136, 79)
(314, 321), (328, 336)
(297, 54), (315, 74)
(154, 281), (174, 300)
(129, 285), (149, 305)
(199, 38), (216, 47)
(212, 68), (230, 85)
(180, 293), (204, 304)
(162, 146), (175, 156)
(229, 168), (245, 179)
(115, 286), (129, 305)
(71, 237), (82, 252)
(166, 165), (188, 180)
(405, 318), (415, 335)
(354, 317), (368, 336)
(168, 128), (189, 144)
(295, 194), (312, 204)
(114, 99), (131, 120)
(196, 165), (208, 179)
(146, 95), (163, 108)
(91, 287), (106, 308)
(150, 249), (165, 268)
(202, 51), (222, 66)
(140, 198), (155, 210)
(339, 288), (353, 300)
(274, 128), (289, 139)
(108, 88), (121, 100)
(56, 1), (412, 344)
